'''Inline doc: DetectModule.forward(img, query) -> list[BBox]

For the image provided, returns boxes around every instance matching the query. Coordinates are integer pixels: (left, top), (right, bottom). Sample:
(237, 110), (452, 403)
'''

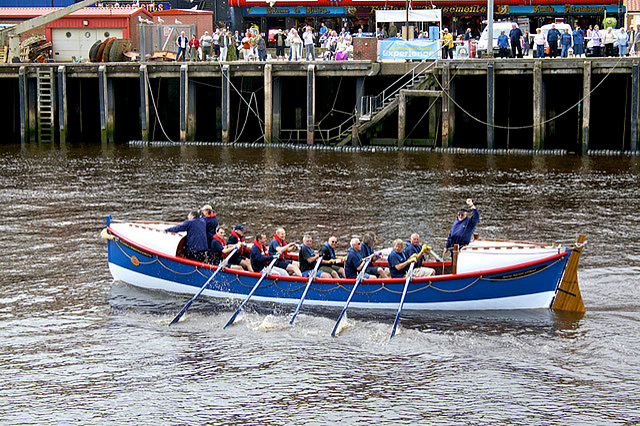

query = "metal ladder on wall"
(37, 68), (55, 143)
(328, 59), (440, 145)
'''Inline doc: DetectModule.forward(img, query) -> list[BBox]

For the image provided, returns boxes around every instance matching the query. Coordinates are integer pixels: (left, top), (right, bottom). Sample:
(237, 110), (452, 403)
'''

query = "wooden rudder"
(552, 235), (586, 313)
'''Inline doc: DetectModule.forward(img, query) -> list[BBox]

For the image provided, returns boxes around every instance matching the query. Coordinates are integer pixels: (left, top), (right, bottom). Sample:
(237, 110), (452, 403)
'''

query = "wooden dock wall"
(0, 59), (638, 153)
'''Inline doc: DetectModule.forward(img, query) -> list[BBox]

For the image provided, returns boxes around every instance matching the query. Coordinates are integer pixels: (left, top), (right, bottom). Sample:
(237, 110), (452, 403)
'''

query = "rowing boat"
(102, 217), (586, 312)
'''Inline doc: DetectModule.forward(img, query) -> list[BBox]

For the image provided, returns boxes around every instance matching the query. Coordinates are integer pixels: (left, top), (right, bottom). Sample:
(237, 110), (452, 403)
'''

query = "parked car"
(477, 21), (519, 57)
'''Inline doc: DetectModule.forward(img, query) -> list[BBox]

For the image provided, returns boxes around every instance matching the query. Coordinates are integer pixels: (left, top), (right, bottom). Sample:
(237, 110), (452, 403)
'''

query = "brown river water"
(1, 143), (639, 424)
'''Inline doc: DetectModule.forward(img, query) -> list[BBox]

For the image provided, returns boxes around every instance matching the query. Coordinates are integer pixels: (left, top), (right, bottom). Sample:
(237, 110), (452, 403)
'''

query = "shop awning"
(375, 9), (442, 23)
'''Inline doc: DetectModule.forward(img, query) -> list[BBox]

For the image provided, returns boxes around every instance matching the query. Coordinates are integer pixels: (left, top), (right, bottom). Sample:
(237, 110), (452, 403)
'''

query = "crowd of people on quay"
(174, 22), (373, 62)
(164, 199), (480, 280)
(174, 20), (640, 62)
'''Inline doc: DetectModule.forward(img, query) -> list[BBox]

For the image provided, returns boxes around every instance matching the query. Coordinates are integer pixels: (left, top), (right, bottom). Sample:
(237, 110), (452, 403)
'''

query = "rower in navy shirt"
(388, 239), (435, 278)
(268, 228), (302, 276)
(345, 237), (380, 279)
(405, 233), (429, 266)
(298, 235), (332, 278)
(226, 224), (253, 272)
(165, 210), (209, 263)
(444, 198), (480, 257)
(250, 233), (288, 276)
(359, 232), (389, 278)
(318, 236), (345, 278)
(209, 227), (243, 269)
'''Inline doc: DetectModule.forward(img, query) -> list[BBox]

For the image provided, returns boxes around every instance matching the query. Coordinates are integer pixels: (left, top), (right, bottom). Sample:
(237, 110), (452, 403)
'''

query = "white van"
(539, 23), (572, 41)
(477, 21), (520, 57)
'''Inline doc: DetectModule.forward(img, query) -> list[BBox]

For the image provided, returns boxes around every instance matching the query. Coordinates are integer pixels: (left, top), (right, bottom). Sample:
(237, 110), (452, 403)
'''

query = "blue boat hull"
(107, 229), (572, 311)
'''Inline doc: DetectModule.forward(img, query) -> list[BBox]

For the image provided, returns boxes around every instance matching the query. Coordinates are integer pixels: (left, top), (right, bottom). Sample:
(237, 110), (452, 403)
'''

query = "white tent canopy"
(375, 9), (442, 24)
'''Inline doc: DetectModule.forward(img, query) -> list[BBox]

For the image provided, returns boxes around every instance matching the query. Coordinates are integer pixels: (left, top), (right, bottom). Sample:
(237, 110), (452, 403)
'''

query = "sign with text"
(244, 6), (346, 16)
(380, 39), (438, 60)
(94, 1), (172, 12)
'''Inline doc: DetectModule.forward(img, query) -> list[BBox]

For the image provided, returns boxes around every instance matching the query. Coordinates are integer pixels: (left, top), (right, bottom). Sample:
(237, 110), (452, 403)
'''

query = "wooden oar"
(289, 256), (324, 325)
(331, 257), (372, 337)
(169, 246), (240, 326)
(390, 261), (416, 339)
(223, 256), (279, 329)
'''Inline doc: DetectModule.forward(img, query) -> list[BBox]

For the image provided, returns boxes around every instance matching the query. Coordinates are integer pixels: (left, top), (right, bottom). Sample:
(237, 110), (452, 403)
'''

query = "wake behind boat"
(102, 217), (586, 316)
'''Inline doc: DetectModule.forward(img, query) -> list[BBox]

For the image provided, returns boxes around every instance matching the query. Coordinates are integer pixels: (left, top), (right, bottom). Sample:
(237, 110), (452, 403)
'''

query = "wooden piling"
(398, 90), (406, 145)
(139, 65), (149, 141)
(98, 65), (113, 144)
(442, 63), (450, 148)
(272, 76), (281, 143)
(221, 64), (230, 143)
(632, 62), (638, 152)
(307, 64), (315, 145)
(18, 66), (28, 144)
(264, 64), (273, 144)
(57, 66), (67, 144)
(487, 61), (495, 149)
(533, 61), (543, 150)
(179, 64), (187, 142)
(582, 61), (592, 155)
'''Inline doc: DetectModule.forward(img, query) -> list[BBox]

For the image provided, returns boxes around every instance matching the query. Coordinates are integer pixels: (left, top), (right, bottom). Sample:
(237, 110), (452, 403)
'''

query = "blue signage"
(244, 7), (346, 16)
(508, 5), (623, 15)
(380, 39), (439, 60)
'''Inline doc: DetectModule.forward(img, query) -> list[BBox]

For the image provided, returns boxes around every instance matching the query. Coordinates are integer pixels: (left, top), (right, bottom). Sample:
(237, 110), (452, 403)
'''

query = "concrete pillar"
(221, 64), (230, 143)
(272, 76), (281, 143)
(582, 61), (591, 155)
(139, 65), (150, 141)
(398, 90), (407, 145)
(98, 65), (114, 143)
(355, 77), (365, 117)
(57, 66), (67, 144)
(264, 63), (273, 144)
(307, 64), (315, 145)
(441, 64), (450, 147)
(487, 61), (495, 149)
(19, 66), (28, 144)
(179, 64), (188, 142)
(188, 76), (196, 141)
(631, 62), (638, 152)
(533, 61), (543, 150)
(428, 97), (437, 144)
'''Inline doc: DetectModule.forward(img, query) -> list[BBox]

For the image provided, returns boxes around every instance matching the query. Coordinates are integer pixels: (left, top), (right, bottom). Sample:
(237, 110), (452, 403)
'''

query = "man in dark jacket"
(547, 24), (561, 58)
(166, 210), (208, 262)
(443, 199), (480, 258)
(509, 24), (523, 58)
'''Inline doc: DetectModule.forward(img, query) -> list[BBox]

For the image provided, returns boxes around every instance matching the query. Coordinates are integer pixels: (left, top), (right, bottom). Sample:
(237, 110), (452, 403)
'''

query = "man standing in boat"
(360, 232), (389, 278)
(227, 224), (253, 272)
(165, 210), (209, 263)
(299, 236), (332, 278)
(443, 198), (480, 257)
(318, 236), (345, 278)
(250, 233), (288, 276)
(268, 228), (302, 276)
(388, 239), (435, 278)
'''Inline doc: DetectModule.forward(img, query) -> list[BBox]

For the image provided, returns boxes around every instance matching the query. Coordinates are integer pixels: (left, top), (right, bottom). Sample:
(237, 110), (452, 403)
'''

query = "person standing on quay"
(547, 24), (560, 58)
(591, 25), (603, 57)
(509, 24), (523, 58)
(617, 28), (629, 57)
(199, 31), (213, 60)
(442, 28), (454, 59)
(497, 30), (509, 58)
(603, 27), (617, 57)
(176, 31), (188, 62)
(572, 26), (585, 57)
(303, 26), (316, 61)
(534, 28), (546, 58)
(560, 28), (572, 58)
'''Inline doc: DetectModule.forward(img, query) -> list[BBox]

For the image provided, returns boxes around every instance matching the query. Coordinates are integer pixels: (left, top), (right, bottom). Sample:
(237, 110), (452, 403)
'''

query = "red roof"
(152, 8), (213, 16)
(628, 0), (640, 12)
(0, 7), (153, 19)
